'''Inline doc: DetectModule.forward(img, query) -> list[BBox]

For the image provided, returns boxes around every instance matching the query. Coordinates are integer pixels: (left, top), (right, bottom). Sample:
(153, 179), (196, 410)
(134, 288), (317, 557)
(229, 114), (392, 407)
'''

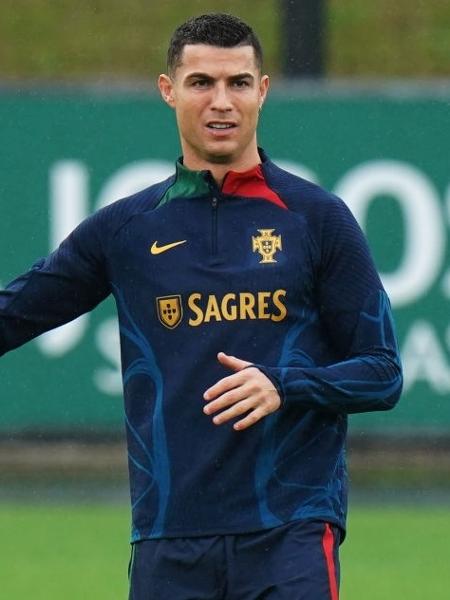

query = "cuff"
(252, 364), (286, 408)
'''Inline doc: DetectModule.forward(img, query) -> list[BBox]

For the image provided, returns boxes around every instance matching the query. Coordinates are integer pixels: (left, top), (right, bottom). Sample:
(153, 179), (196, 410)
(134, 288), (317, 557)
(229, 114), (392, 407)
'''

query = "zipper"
(211, 195), (218, 256)
(203, 171), (220, 258)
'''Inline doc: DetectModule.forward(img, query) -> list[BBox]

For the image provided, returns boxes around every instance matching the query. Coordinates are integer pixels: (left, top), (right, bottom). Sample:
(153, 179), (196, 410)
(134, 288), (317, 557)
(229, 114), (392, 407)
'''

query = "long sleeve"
(256, 197), (403, 414)
(0, 210), (111, 356)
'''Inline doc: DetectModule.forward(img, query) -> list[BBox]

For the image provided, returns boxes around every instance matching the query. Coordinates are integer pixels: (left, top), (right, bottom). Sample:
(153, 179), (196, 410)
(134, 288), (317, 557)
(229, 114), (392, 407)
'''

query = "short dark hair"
(167, 13), (263, 76)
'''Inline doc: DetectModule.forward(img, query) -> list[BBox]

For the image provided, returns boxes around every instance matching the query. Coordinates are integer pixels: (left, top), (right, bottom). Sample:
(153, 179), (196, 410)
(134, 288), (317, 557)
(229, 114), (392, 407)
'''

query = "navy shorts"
(128, 520), (341, 600)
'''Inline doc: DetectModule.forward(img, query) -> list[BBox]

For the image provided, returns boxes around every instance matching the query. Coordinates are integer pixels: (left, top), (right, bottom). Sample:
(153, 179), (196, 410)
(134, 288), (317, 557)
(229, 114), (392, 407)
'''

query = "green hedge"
(0, 1), (449, 80)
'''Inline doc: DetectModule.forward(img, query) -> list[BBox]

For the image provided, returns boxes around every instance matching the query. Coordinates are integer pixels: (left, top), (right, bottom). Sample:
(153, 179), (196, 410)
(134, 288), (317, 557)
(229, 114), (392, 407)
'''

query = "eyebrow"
(185, 72), (255, 82)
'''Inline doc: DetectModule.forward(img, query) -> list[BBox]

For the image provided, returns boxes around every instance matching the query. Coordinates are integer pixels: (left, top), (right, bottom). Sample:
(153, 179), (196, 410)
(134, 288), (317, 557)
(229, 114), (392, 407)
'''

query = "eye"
(191, 79), (210, 88)
(233, 79), (251, 88)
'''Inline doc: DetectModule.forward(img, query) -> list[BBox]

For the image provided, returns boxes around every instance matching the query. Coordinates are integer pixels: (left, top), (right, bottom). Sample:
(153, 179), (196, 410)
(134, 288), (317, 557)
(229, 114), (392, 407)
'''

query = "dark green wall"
(1, 86), (449, 433)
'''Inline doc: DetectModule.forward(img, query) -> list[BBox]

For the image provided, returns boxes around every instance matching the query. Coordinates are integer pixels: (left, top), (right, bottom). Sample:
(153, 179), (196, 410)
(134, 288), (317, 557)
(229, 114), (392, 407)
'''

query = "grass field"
(1, 503), (449, 599)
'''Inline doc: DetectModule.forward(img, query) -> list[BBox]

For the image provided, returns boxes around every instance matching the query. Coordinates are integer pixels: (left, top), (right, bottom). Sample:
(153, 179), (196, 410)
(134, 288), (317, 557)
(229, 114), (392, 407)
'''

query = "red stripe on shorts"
(322, 523), (339, 600)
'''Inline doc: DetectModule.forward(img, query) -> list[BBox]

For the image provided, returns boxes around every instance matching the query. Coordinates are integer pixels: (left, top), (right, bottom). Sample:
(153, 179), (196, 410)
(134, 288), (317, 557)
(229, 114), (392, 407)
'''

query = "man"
(0, 13), (402, 600)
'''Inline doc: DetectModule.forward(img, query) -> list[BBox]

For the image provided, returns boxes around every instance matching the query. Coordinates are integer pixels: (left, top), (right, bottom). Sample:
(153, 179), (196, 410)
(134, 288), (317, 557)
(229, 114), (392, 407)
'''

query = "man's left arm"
(254, 288), (402, 415)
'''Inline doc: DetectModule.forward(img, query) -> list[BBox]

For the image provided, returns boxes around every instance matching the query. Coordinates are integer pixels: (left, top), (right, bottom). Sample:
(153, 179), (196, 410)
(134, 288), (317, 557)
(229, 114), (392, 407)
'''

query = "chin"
(203, 141), (240, 164)
(204, 152), (235, 165)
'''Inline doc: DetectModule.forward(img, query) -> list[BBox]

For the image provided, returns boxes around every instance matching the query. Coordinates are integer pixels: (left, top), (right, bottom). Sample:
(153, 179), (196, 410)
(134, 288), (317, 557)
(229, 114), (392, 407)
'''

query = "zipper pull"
(212, 196), (218, 209)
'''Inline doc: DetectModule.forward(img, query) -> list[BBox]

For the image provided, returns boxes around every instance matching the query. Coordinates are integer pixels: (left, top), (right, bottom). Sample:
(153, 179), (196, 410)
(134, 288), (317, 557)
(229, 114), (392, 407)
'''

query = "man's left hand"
(203, 352), (281, 431)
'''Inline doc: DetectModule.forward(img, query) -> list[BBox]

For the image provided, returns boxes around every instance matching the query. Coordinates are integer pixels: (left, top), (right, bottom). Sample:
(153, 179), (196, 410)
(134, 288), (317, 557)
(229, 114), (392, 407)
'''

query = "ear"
(158, 74), (176, 108)
(259, 74), (270, 109)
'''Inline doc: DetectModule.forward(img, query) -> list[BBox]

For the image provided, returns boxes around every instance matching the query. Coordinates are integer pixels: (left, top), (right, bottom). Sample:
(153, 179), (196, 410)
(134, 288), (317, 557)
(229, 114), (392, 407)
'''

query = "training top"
(0, 149), (403, 541)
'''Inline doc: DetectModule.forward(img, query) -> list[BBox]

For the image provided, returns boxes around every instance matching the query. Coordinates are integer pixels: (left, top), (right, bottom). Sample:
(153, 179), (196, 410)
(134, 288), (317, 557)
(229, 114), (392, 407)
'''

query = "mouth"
(206, 121), (237, 131)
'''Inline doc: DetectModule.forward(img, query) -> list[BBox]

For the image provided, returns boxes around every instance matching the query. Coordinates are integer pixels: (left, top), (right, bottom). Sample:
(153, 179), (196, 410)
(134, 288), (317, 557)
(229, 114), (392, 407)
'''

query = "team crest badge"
(156, 295), (183, 329)
(252, 229), (282, 264)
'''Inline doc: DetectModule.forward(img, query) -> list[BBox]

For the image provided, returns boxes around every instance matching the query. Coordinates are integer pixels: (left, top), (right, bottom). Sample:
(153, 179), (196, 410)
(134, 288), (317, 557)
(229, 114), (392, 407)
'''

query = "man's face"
(158, 44), (269, 168)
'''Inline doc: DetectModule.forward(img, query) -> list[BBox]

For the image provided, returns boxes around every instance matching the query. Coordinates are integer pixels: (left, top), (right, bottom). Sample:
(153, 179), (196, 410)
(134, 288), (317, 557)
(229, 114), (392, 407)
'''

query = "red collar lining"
(221, 165), (287, 209)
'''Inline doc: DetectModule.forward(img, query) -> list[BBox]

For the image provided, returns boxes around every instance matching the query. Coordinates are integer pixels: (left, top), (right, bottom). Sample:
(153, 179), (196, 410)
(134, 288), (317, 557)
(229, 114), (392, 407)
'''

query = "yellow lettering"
(257, 291), (271, 319)
(239, 293), (257, 320)
(204, 295), (222, 323)
(186, 289), (287, 326)
(221, 293), (237, 320)
(188, 293), (204, 326)
(271, 289), (287, 322)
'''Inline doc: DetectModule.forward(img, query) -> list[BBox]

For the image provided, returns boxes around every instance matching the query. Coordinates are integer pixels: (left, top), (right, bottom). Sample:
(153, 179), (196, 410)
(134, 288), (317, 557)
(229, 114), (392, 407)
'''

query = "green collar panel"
(158, 161), (211, 207)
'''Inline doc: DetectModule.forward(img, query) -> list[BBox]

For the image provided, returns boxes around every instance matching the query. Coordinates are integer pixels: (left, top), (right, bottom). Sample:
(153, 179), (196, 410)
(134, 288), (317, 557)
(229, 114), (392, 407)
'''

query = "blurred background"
(0, 1), (449, 598)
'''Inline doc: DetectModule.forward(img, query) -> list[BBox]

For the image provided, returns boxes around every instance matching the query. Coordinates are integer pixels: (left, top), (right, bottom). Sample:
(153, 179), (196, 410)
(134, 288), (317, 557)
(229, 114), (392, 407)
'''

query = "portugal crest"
(252, 229), (282, 264)
(156, 295), (183, 329)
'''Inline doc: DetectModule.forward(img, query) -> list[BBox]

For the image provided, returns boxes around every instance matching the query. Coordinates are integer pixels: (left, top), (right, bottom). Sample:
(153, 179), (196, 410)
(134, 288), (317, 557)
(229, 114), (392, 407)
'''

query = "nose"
(210, 82), (233, 112)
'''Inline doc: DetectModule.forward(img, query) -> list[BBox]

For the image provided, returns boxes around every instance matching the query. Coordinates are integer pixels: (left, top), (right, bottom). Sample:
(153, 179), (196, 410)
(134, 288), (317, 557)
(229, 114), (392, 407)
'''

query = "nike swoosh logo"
(150, 240), (187, 255)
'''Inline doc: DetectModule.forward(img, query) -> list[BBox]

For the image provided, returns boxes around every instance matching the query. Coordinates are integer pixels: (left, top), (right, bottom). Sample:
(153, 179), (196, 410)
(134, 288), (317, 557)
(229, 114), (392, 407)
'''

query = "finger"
(203, 371), (248, 401)
(209, 398), (254, 425)
(233, 407), (266, 431)
(217, 352), (252, 372)
(204, 384), (251, 415)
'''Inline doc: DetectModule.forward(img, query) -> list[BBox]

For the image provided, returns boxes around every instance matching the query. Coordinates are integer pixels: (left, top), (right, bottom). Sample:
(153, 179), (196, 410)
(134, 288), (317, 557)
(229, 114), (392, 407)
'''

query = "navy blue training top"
(0, 150), (403, 541)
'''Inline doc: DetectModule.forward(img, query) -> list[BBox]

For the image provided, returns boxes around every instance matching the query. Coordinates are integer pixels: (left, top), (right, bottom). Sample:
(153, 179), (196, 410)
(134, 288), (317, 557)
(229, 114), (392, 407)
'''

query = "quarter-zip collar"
(157, 149), (285, 209)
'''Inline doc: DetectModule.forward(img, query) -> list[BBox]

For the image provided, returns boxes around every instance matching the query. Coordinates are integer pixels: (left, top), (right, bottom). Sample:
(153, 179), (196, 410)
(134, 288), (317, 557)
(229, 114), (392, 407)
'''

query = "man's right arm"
(0, 211), (111, 356)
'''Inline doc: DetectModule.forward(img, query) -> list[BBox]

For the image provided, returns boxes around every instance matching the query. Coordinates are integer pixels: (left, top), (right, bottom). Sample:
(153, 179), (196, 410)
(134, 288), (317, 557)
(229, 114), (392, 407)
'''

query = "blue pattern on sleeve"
(113, 285), (170, 539)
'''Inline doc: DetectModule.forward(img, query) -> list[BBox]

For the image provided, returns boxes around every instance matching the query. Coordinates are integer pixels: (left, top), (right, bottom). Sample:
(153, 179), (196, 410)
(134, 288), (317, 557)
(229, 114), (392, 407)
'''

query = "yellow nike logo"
(150, 240), (187, 255)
